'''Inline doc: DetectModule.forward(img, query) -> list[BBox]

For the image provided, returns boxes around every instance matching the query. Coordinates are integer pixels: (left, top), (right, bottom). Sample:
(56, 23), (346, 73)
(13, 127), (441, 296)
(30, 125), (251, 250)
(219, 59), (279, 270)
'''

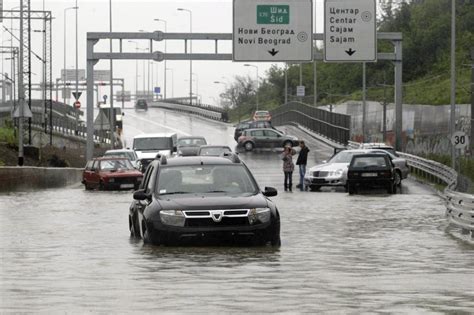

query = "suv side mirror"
(133, 189), (149, 201)
(263, 186), (278, 197)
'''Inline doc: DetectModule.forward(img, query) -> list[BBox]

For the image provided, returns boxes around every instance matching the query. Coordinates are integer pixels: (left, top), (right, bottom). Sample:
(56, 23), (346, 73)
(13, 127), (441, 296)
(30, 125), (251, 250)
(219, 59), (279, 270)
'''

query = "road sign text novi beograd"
(233, 0), (313, 62)
(324, 0), (376, 62)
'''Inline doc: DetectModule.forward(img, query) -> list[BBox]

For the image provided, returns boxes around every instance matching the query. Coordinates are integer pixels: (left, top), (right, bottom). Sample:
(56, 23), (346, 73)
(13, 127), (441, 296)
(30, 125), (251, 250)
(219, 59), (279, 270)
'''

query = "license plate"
(120, 183), (134, 189)
(361, 173), (378, 177)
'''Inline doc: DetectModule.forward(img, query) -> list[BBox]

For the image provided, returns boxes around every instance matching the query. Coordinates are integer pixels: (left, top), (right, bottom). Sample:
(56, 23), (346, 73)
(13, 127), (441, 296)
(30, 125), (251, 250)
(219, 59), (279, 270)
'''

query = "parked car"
(177, 136), (207, 156)
(133, 133), (177, 172)
(304, 148), (408, 192)
(253, 110), (272, 122)
(103, 149), (140, 169)
(237, 128), (298, 151)
(129, 154), (281, 246)
(197, 145), (233, 156)
(135, 99), (148, 111)
(347, 153), (397, 194)
(234, 120), (275, 141)
(82, 157), (143, 190)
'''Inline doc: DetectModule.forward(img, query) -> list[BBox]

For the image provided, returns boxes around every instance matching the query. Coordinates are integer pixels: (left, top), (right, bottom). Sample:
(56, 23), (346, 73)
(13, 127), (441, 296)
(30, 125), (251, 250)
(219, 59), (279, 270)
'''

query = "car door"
(251, 130), (265, 148)
(264, 129), (281, 148)
(137, 165), (155, 237)
(89, 160), (101, 187)
(83, 161), (93, 184)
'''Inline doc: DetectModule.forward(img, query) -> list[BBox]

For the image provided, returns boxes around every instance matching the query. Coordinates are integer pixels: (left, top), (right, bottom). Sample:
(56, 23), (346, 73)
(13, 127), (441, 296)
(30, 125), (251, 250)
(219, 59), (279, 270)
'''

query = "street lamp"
(154, 18), (167, 99)
(128, 40), (139, 100)
(166, 67), (174, 98)
(214, 81), (228, 108)
(177, 8), (192, 105)
(244, 64), (259, 111)
(63, 6), (78, 105)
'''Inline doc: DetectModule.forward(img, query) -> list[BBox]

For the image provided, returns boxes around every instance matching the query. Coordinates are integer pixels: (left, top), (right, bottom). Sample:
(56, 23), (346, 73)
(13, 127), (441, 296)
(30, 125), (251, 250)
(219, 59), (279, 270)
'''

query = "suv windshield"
(156, 164), (258, 196)
(178, 138), (206, 146)
(134, 137), (172, 151)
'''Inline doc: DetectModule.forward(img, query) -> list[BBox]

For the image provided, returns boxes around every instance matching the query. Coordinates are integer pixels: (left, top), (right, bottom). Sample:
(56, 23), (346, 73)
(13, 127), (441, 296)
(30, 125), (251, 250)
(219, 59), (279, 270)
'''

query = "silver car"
(304, 149), (409, 191)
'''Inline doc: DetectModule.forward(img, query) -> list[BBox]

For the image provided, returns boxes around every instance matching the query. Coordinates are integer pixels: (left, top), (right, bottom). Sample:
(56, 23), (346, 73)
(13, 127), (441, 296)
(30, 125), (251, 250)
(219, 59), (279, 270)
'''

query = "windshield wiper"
(160, 191), (192, 195)
(207, 190), (227, 193)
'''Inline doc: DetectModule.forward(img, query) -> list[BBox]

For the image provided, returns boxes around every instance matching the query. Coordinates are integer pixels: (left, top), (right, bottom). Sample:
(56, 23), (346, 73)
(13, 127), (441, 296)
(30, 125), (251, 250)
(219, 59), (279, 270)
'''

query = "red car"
(253, 110), (272, 122)
(82, 157), (143, 190)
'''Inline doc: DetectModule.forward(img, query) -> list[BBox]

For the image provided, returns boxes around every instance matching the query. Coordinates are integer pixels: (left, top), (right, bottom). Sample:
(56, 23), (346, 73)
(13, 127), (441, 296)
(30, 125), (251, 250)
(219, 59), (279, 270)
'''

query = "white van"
(133, 133), (177, 171)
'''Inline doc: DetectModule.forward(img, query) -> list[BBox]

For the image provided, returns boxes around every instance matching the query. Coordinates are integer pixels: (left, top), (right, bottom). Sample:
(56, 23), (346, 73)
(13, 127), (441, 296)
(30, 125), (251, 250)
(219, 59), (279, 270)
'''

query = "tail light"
(379, 171), (392, 178)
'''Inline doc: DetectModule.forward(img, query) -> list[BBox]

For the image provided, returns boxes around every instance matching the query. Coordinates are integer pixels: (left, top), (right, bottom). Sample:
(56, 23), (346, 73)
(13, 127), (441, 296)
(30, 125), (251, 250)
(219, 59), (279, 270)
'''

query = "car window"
(92, 160), (99, 170)
(251, 130), (264, 137)
(264, 130), (279, 138)
(351, 156), (387, 168)
(146, 166), (155, 192)
(199, 147), (231, 156)
(99, 159), (134, 171)
(85, 161), (93, 170)
(329, 151), (362, 163)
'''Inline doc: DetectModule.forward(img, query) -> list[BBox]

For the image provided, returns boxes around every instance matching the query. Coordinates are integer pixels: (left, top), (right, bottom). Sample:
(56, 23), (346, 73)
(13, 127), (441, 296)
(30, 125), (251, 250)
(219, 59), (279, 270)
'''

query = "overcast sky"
(2, 0), (326, 105)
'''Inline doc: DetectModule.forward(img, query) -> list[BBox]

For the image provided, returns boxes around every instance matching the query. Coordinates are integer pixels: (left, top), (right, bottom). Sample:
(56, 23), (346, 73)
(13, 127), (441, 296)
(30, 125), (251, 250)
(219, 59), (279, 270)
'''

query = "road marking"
(125, 111), (191, 136)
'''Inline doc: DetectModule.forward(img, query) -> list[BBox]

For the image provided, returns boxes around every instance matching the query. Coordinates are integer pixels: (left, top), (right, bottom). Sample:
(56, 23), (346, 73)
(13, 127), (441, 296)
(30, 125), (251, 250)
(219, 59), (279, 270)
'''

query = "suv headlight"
(248, 208), (271, 224)
(160, 210), (185, 227)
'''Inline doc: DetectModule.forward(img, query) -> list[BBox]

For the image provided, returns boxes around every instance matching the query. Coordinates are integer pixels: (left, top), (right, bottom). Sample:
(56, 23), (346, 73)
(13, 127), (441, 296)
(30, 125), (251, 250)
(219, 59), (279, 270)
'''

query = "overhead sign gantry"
(233, 0), (313, 62)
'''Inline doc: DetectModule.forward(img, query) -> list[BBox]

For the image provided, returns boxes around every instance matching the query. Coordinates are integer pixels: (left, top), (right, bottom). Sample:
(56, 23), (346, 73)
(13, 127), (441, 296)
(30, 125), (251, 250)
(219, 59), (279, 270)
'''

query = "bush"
(0, 126), (17, 146)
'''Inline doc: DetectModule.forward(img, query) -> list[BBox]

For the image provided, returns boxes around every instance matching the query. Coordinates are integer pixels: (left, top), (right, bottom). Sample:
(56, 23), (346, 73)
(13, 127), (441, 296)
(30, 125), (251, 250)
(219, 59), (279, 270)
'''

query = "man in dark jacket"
(296, 140), (310, 191)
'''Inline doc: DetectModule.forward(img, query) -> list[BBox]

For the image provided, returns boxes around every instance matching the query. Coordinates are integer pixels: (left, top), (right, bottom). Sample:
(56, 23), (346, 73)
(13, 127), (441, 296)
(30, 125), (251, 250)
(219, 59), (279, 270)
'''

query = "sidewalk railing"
(271, 101), (351, 145)
(153, 100), (228, 122)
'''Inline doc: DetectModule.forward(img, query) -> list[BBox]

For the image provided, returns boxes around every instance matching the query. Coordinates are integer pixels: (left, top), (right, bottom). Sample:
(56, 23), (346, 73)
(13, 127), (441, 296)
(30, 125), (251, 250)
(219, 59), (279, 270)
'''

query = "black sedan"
(129, 155), (281, 246)
(135, 99), (148, 111)
(346, 153), (397, 194)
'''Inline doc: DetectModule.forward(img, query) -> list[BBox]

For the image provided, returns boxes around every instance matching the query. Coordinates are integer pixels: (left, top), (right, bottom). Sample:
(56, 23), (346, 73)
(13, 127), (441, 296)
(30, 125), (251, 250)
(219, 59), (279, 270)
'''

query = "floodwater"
(1, 108), (473, 313)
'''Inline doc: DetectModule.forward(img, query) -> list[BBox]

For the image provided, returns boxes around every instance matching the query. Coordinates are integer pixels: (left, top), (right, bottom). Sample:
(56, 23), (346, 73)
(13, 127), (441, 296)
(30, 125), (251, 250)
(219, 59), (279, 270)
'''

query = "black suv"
(135, 99), (148, 111)
(234, 120), (274, 142)
(129, 154), (281, 246)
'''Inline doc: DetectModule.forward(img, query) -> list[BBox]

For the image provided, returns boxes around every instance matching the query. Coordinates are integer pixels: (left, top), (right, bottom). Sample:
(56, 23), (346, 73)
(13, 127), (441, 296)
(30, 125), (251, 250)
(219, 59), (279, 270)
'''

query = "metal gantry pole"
(470, 47), (474, 156)
(394, 40), (403, 152)
(284, 63), (288, 104)
(18, 1), (24, 166)
(109, 0), (115, 148)
(75, 0), (79, 135)
(362, 62), (367, 143)
(86, 38), (96, 161)
(450, 0), (456, 168)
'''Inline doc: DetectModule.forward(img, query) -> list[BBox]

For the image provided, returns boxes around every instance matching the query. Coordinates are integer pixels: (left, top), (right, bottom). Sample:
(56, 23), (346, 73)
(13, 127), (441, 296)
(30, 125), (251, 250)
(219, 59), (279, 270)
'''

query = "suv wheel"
(394, 171), (402, 187)
(270, 214), (281, 247)
(348, 184), (356, 195)
(244, 142), (254, 151)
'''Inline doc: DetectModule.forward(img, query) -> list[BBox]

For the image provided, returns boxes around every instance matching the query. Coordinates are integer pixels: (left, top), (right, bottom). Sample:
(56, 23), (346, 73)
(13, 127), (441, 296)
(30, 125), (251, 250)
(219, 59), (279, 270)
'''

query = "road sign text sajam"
(233, 0), (313, 62)
(324, 0), (376, 62)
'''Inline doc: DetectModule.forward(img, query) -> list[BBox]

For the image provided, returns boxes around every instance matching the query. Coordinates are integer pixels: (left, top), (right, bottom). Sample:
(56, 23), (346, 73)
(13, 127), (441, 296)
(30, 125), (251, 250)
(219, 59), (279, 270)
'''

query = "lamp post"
(63, 6), (78, 105)
(244, 64), (259, 111)
(128, 40), (139, 100)
(154, 18), (167, 99)
(166, 67), (174, 98)
(177, 8), (192, 105)
(214, 81), (228, 107)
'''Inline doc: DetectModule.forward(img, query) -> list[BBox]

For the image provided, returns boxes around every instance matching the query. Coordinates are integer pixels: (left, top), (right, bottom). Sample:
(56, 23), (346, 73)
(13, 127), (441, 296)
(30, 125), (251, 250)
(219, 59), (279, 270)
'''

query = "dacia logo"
(210, 210), (224, 223)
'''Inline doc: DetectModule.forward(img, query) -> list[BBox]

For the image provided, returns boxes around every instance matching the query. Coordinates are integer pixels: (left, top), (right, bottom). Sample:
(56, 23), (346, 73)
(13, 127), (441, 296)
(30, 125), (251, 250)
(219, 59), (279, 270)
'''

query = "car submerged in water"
(82, 157), (143, 190)
(128, 154), (281, 246)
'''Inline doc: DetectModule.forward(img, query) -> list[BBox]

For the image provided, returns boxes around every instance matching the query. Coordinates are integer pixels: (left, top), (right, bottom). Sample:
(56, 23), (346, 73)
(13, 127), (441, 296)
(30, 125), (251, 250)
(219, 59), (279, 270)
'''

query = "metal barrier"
(271, 101), (351, 145)
(151, 101), (227, 122)
(348, 140), (473, 238)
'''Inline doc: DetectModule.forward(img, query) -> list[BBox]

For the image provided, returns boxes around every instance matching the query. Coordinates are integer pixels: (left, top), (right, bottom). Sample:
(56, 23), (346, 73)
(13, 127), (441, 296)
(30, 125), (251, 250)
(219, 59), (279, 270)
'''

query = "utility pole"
(75, 0), (79, 135)
(362, 62), (367, 143)
(449, 0), (456, 169)
(18, 1), (25, 166)
(470, 47), (473, 156)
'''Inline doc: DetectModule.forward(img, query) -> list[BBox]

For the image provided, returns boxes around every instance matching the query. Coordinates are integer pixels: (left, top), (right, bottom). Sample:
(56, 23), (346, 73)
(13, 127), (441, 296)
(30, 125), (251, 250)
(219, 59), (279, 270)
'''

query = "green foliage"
(0, 126), (17, 146)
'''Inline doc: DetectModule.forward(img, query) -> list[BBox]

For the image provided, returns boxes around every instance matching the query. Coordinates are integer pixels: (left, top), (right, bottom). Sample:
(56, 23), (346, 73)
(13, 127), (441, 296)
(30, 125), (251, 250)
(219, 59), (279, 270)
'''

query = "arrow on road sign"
(345, 48), (356, 56)
(72, 91), (82, 100)
(268, 48), (279, 57)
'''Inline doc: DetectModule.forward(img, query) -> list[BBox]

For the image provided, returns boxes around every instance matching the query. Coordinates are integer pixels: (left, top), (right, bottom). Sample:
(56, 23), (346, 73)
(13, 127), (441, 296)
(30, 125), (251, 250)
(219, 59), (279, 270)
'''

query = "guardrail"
(348, 140), (473, 238)
(271, 101), (351, 145)
(152, 101), (228, 122)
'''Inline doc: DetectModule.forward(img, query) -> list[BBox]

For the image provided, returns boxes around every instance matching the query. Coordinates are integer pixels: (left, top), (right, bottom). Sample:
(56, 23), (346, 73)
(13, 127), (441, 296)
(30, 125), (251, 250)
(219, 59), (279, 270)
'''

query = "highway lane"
(1, 107), (473, 313)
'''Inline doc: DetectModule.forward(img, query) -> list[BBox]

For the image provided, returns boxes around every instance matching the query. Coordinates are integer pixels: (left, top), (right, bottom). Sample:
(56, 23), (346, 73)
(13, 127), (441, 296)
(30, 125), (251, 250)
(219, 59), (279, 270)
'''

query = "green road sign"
(257, 5), (289, 24)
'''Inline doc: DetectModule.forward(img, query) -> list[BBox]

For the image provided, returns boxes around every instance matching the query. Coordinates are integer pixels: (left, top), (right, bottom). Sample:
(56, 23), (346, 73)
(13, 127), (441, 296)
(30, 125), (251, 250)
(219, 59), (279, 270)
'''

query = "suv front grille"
(313, 171), (328, 177)
(183, 209), (250, 227)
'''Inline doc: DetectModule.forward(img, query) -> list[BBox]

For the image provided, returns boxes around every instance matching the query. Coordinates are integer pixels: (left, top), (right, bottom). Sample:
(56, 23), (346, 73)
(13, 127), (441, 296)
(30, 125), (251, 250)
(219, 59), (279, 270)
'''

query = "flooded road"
(1, 108), (473, 312)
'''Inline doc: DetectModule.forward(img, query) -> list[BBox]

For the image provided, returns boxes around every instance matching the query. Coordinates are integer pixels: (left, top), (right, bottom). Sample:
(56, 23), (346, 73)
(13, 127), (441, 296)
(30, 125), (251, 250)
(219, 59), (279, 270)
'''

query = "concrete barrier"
(0, 167), (83, 192)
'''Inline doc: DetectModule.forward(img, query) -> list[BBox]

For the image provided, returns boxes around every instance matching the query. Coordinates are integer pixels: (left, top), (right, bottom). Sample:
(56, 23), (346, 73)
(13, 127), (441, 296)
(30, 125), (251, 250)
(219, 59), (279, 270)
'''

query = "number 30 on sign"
(451, 131), (469, 149)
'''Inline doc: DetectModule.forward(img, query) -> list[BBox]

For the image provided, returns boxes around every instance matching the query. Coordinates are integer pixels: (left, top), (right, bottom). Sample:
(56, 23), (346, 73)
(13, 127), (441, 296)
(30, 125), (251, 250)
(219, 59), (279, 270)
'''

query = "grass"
(0, 125), (17, 146)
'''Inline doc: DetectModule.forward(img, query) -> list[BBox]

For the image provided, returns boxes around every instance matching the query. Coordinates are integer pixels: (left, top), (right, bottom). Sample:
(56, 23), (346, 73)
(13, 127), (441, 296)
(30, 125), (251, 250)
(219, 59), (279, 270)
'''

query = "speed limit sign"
(451, 131), (469, 149)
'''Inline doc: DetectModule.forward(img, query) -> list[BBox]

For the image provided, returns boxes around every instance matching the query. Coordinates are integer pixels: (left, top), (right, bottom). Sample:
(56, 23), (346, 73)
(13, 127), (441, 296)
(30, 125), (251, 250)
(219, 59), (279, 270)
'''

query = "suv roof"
(160, 156), (240, 167)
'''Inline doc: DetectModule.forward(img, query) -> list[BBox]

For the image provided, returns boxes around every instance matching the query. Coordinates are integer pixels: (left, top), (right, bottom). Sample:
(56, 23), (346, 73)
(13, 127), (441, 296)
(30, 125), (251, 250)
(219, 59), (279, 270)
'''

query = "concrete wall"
(0, 167), (82, 192)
